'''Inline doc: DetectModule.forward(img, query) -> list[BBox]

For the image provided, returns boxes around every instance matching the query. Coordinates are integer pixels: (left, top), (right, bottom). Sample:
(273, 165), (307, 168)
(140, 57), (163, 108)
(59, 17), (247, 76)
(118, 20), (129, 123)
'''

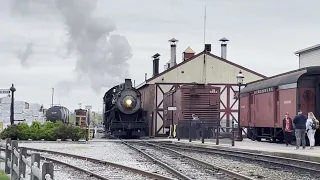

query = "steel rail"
(20, 147), (176, 180)
(157, 142), (320, 174)
(139, 142), (255, 180)
(35, 153), (110, 180)
(121, 141), (192, 180)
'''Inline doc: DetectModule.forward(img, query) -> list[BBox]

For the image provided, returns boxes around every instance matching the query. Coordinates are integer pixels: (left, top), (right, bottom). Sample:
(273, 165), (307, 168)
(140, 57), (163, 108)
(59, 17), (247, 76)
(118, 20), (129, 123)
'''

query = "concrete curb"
(171, 141), (320, 163)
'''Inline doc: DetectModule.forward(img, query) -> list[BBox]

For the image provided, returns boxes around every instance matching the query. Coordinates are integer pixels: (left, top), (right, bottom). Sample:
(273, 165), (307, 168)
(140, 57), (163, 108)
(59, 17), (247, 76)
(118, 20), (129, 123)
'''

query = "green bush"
(0, 121), (86, 141)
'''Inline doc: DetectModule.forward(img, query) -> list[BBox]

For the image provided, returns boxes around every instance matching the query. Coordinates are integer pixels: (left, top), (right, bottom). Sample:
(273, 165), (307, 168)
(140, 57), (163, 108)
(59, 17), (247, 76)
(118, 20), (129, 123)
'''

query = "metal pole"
(171, 93), (174, 137)
(10, 84), (16, 125)
(235, 84), (243, 141)
(189, 120), (192, 142)
(51, 88), (54, 107)
(201, 120), (204, 143)
(231, 119), (235, 146)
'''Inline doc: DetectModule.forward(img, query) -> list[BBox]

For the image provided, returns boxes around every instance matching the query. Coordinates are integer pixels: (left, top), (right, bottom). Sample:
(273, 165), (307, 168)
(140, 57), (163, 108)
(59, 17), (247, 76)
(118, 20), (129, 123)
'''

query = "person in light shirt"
(306, 112), (317, 149)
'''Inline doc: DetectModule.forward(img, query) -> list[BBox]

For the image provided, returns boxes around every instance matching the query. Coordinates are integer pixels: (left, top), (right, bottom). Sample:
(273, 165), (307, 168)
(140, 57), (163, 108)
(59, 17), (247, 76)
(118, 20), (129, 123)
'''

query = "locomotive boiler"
(103, 79), (148, 138)
(45, 105), (70, 123)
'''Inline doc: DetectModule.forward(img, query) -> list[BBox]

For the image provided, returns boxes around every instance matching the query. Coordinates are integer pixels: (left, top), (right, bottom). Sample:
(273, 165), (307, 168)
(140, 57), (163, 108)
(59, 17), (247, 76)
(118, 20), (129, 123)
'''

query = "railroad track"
(122, 141), (254, 180)
(17, 147), (177, 180)
(151, 142), (320, 180)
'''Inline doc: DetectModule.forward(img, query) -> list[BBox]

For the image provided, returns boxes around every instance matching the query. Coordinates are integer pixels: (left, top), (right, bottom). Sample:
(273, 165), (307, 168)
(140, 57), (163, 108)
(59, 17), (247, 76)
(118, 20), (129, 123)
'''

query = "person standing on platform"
(293, 110), (307, 149)
(282, 112), (293, 146)
(306, 112), (318, 149)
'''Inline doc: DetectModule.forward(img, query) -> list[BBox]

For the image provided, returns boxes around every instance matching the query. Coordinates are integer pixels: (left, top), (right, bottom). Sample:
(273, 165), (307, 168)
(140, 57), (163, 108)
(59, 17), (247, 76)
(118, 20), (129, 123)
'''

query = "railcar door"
(249, 94), (255, 126)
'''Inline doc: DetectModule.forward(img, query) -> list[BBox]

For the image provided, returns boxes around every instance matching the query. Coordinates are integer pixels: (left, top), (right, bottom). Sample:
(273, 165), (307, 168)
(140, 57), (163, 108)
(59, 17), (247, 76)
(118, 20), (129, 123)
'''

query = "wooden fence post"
(10, 140), (19, 180)
(19, 147), (27, 178)
(31, 153), (40, 180)
(42, 162), (54, 180)
(4, 138), (11, 174)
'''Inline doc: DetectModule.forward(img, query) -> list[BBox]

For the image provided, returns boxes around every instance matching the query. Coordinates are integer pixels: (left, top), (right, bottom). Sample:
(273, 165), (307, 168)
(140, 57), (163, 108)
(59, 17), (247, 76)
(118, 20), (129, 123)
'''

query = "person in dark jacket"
(293, 110), (307, 149)
(282, 112), (293, 146)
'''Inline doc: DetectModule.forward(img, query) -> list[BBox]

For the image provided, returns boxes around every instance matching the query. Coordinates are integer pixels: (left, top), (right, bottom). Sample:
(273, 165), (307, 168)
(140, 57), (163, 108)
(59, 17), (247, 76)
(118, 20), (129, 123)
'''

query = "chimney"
(183, 46), (195, 61)
(205, 44), (211, 52)
(169, 38), (178, 67)
(152, 53), (160, 76)
(145, 73), (147, 80)
(219, 37), (229, 59)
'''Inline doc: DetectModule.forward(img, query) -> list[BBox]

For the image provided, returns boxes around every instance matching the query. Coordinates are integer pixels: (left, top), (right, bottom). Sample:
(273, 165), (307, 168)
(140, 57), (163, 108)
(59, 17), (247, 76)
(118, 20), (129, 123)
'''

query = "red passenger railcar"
(240, 67), (320, 144)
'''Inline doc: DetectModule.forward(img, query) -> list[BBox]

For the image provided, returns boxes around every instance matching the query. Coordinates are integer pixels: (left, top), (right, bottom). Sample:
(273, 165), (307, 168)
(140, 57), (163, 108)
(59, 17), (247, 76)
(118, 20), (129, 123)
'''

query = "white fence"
(0, 138), (54, 180)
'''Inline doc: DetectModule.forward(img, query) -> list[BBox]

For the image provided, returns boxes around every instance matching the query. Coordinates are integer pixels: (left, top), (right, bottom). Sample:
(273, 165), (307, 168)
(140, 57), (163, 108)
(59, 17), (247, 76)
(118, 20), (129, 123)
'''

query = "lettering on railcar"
(254, 87), (273, 94)
(284, 100), (291, 104)
(209, 89), (218, 94)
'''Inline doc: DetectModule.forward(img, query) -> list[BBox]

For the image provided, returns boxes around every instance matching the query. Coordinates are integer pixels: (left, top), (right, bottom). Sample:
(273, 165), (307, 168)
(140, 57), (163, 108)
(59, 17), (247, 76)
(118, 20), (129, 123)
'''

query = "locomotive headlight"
(123, 96), (134, 108)
(125, 99), (132, 106)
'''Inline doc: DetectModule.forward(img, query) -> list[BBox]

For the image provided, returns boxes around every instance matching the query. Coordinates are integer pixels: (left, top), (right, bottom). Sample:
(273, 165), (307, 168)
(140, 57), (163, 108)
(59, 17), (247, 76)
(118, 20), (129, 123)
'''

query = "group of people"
(283, 110), (319, 149)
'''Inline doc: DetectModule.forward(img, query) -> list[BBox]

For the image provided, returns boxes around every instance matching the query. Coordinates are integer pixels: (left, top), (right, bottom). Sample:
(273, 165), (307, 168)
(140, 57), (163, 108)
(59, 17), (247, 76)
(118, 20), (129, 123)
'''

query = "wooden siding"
(148, 54), (263, 84)
(299, 49), (320, 68)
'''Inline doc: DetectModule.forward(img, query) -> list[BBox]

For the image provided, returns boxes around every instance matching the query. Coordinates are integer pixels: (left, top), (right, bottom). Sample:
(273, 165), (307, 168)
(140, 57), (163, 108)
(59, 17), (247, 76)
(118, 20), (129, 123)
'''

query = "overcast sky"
(0, 0), (319, 111)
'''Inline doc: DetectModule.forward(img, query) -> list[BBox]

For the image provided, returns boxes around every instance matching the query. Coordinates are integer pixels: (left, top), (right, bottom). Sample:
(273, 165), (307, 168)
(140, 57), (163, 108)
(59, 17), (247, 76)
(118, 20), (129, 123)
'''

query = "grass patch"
(0, 169), (9, 180)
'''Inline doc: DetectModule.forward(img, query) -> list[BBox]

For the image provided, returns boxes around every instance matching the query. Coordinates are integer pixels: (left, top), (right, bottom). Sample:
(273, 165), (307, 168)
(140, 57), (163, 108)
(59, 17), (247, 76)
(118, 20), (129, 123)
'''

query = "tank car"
(45, 105), (70, 123)
(240, 66), (320, 145)
(103, 79), (148, 138)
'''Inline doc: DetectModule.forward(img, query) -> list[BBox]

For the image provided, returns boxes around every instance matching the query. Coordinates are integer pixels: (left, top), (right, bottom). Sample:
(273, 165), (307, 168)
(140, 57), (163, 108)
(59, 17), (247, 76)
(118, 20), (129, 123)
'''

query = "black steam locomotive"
(103, 79), (147, 138)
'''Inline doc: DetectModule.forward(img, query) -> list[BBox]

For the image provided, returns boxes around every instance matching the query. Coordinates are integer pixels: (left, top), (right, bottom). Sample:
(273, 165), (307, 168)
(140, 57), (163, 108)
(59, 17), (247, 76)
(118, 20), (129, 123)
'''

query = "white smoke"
(54, 0), (133, 93)
(9, 0), (133, 94)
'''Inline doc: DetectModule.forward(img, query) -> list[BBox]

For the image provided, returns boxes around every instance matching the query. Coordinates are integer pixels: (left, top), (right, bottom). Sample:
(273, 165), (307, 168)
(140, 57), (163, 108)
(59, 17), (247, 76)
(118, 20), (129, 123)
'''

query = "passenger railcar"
(103, 79), (148, 138)
(240, 66), (320, 145)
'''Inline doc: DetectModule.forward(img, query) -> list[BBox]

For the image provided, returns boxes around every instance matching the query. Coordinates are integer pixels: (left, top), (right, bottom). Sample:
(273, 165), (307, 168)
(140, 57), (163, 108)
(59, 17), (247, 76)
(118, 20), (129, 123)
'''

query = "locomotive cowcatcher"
(103, 79), (148, 138)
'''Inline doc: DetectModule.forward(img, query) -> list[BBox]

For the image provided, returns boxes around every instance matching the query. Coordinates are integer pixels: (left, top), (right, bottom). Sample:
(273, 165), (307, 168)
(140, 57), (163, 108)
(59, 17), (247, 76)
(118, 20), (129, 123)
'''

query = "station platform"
(169, 138), (320, 163)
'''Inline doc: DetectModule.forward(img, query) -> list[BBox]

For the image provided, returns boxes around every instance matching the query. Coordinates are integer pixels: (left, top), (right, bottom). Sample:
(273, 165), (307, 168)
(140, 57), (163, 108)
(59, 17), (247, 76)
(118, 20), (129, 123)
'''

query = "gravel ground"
(19, 142), (176, 179)
(164, 147), (319, 180)
(33, 151), (152, 180)
(129, 143), (238, 180)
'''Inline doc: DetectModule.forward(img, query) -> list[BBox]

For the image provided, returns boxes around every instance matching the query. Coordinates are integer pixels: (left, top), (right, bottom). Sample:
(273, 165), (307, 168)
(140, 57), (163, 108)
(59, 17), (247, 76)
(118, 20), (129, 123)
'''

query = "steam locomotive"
(103, 79), (148, 138)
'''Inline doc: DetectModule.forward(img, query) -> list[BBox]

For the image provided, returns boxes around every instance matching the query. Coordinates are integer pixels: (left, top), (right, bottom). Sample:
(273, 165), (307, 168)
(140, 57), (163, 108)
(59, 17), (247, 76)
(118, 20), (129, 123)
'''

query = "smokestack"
(152, 53), (160, 76)
(124, 79), (132, 88)
(219, 37), (229, 59)
(168, 38), (178, 67)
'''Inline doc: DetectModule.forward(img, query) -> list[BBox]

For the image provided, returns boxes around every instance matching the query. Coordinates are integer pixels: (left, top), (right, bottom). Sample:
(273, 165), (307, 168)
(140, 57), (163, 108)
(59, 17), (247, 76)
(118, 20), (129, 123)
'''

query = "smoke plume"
(55, 0), (133, 93)
(17, 42), (34, 68)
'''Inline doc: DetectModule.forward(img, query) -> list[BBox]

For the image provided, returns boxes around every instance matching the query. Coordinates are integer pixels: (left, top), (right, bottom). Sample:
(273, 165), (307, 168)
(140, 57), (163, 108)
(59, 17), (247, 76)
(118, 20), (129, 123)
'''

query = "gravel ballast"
(167, 146), (319, 180)
(31, 151), (151, 180)
(19, 142), (176, 179)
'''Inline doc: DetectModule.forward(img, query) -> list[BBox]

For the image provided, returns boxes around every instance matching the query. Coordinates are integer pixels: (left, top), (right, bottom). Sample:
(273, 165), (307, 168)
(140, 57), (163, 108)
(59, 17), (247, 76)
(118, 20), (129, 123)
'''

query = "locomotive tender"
(103, 79), (148, 138)
(240, 66), (320, 145)
(45, 105), (70, 123)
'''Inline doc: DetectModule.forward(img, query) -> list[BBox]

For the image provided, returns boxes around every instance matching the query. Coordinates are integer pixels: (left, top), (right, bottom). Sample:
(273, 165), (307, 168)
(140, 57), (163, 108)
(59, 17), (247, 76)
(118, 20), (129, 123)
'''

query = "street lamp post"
(10, 84), (16, 125)
(235, 71), (244, 141)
